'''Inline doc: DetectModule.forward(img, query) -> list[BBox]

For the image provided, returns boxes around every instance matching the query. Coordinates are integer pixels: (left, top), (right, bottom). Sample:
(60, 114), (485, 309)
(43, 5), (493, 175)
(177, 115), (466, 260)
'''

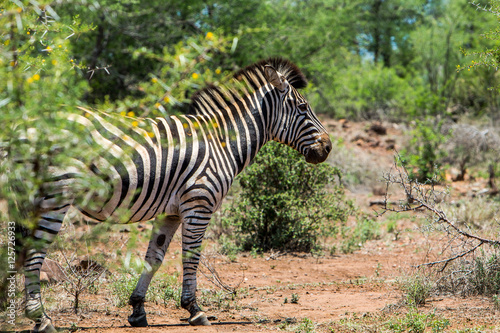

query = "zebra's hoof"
(188, 311), (211, 326)
(128, 313), (148, 327)
(33, 317), (57, 333)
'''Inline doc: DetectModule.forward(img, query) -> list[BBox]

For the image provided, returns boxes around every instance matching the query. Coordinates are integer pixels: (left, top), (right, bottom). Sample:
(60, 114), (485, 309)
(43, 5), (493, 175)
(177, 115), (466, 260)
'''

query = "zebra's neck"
(189, 84), (273, 176)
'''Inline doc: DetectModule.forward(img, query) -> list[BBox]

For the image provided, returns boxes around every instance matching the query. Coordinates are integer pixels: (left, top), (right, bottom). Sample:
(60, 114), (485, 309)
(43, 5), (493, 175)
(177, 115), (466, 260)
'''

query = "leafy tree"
(456, 0), (500, 120)
(0, 0), (97, 309)
(358, 0), (426, 68)
(0, 0), (232, 309)
(0, 1), (96, 224)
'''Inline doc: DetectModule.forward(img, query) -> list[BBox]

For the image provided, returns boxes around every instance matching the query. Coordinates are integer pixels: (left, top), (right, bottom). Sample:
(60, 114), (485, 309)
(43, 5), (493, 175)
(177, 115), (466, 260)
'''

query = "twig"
(415, 241), (484, 272)
(199, 253), (244, 295)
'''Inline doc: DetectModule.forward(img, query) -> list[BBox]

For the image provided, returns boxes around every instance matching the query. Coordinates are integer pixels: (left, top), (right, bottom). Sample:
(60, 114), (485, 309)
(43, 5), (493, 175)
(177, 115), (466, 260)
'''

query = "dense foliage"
(222, 142), (354, 252)
(2, 0), (497, 120)
(2, 0), (500, 255)
(57, 0), (500, 121)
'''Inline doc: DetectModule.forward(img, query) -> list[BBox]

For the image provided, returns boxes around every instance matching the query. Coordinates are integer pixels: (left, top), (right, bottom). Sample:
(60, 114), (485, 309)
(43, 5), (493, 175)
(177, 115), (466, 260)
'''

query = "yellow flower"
(70, 59), (74, 63)
(51, 59), (57, 65)
(163, 96), (170, 103)
(58, 44), (62, 48)
(46, 46), (52, 52)
(151, 77), (158, 83)
(193, 122), (199, 129)
(33, 74), (40, 81)
(183, 123), (189, 129)
(17, 7), (22, 13)
(85, 113), (91, 118)
(192, 72), (199, 80)
(4, 40), (10, 46)
(120, 111), (126, 116)
(215, 68), (221, 75)
(221, 142), (226, 148)
(132, 121), (139, 127)
(206, 32), (214, 40)
(148, 132), (155, 138)
(27, 77), (34, 84)
(127, 111), (135, 117)
(154, 102), (161, 109)
(9, 61), (15, 67)
(27, 31), (30, 35)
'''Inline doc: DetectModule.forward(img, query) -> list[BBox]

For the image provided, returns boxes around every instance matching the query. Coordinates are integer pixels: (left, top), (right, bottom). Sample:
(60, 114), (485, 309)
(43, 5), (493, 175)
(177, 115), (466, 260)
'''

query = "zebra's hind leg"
(180, 212), (212, 326)
(24, 207), (68, 333)
(128, 215), (181, 327)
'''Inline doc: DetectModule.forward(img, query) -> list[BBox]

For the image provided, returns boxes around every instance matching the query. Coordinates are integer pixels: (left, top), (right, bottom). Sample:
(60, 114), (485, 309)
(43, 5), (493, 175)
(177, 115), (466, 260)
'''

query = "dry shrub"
(326, 138), (385, 191)
(435, 249), (500, 297)
(442, 122), (500, 180)
(442, 197), (500, 230)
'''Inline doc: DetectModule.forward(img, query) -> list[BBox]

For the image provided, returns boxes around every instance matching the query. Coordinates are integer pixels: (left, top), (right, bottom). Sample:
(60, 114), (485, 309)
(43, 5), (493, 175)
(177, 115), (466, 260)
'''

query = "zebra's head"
(263, 61), (332, 164)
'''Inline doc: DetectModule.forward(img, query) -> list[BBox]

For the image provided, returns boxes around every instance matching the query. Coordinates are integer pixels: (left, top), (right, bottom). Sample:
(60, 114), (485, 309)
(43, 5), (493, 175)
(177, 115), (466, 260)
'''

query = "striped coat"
(19, 58), (332, 332)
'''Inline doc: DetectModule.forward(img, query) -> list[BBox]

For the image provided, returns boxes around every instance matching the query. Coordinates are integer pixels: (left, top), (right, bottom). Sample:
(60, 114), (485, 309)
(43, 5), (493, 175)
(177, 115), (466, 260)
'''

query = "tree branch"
(379, 152), (500, 270)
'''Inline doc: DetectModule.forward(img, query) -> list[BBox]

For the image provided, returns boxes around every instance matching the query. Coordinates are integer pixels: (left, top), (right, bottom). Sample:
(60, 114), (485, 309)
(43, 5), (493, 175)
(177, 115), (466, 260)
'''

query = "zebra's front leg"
(128, 215), (181, 327)
(180, 211), (213, 326)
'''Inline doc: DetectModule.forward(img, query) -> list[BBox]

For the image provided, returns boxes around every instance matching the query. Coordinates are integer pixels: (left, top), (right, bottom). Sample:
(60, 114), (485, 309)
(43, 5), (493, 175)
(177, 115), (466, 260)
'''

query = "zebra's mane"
(188, 58), (307, 115)
(234, 58), (308, 90)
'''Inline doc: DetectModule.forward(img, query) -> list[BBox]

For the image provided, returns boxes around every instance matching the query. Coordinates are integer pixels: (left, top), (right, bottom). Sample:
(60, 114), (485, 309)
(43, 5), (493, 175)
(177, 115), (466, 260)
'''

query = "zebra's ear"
(264, 65), (288, 91)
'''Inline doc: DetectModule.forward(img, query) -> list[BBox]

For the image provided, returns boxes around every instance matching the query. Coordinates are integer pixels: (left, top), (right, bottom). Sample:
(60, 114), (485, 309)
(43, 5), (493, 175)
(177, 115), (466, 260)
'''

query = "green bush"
(386, 309), (450, 333)
(401, 274), (433, 307)
(401, 119), (448, 183)
(222, 141), (354, 252)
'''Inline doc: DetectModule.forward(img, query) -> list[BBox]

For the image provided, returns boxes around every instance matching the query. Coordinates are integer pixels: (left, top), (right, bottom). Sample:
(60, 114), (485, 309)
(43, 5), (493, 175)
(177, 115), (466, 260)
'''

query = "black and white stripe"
(19, 58), (332, 330)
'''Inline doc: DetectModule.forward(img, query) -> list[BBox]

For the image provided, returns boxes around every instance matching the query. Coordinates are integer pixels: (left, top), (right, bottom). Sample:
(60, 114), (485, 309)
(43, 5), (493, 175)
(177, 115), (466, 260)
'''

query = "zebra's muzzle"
(304, 133), (332, 164)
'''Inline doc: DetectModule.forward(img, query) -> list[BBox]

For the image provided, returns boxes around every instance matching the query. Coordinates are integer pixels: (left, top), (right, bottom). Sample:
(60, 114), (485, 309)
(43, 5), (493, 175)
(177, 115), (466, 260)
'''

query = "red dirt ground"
(5, 119), (500, 332)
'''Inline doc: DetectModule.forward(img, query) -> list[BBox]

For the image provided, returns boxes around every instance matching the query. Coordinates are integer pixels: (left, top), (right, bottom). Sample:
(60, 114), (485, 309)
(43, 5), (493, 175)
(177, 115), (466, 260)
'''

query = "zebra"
(13, 58), (332, 332)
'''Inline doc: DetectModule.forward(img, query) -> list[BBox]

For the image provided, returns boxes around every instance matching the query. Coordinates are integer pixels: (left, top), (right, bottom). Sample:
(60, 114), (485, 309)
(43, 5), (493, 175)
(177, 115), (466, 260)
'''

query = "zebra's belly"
(76, 183), (180, 224)
(74, 169), (183, 224)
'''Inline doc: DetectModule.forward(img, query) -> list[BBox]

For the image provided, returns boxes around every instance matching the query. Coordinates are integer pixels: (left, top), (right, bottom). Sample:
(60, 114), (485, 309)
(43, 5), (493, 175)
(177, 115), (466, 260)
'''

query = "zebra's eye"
(298, 103), (308, 113)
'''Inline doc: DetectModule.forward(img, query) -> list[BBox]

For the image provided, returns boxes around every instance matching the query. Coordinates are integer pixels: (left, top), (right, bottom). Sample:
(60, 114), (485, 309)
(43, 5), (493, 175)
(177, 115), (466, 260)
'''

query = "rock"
(339, 119), (350, 129)
(40, 271), (50, 283)
(385, 138), (396, 150)
(372, 185), (387, 196)
(41, 259), (67, 284)
(369, 122), (387, 135)
(75, 259), (106, 275)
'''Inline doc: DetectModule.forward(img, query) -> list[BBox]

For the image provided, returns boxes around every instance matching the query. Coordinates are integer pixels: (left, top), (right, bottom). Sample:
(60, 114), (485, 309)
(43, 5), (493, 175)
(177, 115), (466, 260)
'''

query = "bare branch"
(381, 152), (500, 270)
(415, 241), (484, 272)
(199, 253), (244, 296)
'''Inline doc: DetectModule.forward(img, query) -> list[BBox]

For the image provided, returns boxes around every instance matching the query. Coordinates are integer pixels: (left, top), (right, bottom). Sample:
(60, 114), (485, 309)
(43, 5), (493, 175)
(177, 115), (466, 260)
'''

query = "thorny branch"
(60, 251), (106, 313)
(379, 153), (500, 271)
(199, 253), (245, 296)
